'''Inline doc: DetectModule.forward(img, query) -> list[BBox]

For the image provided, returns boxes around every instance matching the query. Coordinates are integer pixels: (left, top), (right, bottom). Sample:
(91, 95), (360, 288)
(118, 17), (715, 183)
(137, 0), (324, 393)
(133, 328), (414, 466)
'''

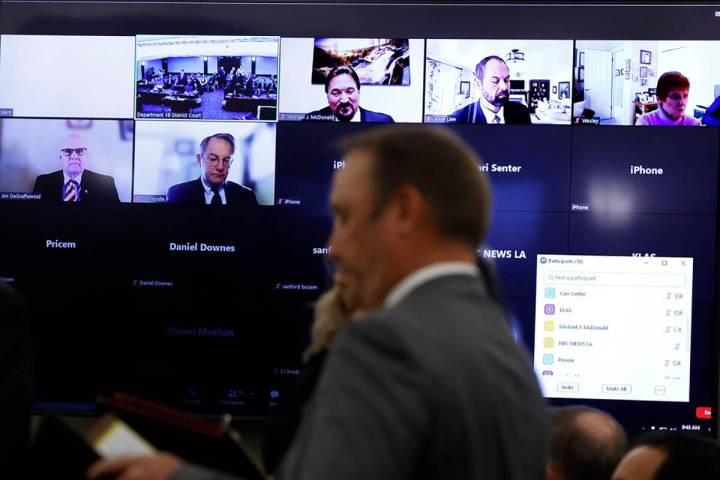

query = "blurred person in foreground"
(88, 126), (549, 480)
(547, 406), (628, 480)
(611, 431), (720, 480)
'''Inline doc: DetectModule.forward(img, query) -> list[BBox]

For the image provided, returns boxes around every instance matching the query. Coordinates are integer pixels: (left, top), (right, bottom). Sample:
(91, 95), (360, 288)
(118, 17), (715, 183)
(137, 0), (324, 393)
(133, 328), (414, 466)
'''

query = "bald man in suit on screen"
(32, 134), (120, 202)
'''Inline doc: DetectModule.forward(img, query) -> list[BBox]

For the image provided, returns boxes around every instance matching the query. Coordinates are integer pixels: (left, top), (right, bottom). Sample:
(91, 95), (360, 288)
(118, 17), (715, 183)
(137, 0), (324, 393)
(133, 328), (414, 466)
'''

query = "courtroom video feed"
(0, 119), (134, 202)
(135, 35), (279, 121)
(133, 121), (275, 205)
(573, 41), (720, 126)
(0, 35), (135, 119)
(279, 38), (425, 123)
(425, 40), (573, 125)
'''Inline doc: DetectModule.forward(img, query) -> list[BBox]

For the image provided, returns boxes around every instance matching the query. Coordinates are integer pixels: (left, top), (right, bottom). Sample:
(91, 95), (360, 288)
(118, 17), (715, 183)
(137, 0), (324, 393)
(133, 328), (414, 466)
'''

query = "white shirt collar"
(384, 262), (479, 309)
(63, 171), (83, 186)
(480, 96), (505, 124)
(200, 176), (226, 205)
(334, 108), (361, 123)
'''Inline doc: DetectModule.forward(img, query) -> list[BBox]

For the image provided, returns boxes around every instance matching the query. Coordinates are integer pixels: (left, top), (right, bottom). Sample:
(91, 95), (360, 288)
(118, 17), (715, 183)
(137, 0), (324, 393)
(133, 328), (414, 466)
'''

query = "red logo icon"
(696, 406), (712, 419)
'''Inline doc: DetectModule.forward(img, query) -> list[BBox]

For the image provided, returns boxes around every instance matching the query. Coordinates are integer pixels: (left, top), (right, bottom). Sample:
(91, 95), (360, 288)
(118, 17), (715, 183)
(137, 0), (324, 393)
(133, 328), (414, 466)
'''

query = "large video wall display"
(0, 11), (718, 435)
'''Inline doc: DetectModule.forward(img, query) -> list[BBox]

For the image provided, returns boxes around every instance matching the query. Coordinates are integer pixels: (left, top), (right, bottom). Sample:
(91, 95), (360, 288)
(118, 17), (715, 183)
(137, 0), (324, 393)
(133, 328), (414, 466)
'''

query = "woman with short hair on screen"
(637, 71), (701, 126)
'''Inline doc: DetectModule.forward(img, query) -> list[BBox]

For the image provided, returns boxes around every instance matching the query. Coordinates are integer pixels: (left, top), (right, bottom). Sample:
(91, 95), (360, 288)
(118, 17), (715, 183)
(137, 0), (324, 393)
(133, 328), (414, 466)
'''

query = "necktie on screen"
(211, 186), (222, 206)
(492, 114), (502, 124)
(64, 180), (79, 202)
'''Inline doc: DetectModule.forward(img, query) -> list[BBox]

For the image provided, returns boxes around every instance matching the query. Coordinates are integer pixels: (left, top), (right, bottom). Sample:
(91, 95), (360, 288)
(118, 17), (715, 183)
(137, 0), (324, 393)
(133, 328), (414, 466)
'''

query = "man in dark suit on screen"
(32, 134), (120, 202)
(304, 65), (395, 123)
(89, 127), (548, 480)
(450, 55), (531, 125)
(166, 133), (257, 206)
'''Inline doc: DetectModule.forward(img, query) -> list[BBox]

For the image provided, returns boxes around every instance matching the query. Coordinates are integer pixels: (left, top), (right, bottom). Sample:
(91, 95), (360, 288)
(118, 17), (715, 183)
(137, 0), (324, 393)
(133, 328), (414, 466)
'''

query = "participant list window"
(534, 255), (693, 402)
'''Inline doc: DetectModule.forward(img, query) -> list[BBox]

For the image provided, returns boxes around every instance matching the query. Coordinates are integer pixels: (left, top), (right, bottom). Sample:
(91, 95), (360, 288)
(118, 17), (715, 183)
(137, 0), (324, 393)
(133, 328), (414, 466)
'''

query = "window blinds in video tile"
(276, 123), (572, 211)
(135, 36), (279, 121)
(0, 36), (136, 119)
(0, 118), (134, 202)
(133, 121), (276, 205)
(425, 40), (573, 125)
(278, 38), (425, 123)
(570, 127), (719, 215)
(573, 41), (720, 127)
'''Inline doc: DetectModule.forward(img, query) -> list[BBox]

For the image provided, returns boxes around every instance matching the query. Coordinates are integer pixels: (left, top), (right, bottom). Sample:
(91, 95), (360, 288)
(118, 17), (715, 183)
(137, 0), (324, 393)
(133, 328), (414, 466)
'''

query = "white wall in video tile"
(0, 35), (135, 118)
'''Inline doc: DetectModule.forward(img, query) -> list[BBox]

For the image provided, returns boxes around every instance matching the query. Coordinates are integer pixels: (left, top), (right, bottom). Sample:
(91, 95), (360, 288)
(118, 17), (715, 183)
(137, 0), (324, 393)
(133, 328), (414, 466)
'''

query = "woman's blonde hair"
(304, 286), (354, 361)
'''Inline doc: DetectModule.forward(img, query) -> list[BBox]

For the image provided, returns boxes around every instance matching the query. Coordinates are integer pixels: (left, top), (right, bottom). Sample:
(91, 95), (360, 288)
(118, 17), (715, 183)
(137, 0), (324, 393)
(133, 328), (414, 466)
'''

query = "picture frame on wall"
(640, 66), (648, 78)
(558, 81), (570, 100)
(640, 49), (652, 65)
(459, 80), (471, 98)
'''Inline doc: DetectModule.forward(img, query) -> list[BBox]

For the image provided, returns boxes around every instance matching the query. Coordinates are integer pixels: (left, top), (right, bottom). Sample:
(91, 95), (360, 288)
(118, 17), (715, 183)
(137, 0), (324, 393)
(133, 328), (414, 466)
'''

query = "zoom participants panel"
(534, 255), (693, 402)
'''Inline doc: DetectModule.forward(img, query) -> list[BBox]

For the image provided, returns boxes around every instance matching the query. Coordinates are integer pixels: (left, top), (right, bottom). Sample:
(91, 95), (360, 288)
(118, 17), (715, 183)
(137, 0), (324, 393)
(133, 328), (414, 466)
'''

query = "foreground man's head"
(327, 126), (491, 310)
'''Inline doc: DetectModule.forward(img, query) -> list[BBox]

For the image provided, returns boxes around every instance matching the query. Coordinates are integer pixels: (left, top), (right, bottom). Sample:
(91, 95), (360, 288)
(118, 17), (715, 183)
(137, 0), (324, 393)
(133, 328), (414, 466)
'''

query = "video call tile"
(570, 126), (719, 215)
(573, 41), (720, 127)
(449, 125), (571, 212)
(0, 118), (134, 203)
(133, 120), (276, 206)
(569, 213), (717, 302)
(278, 38), (425, 123)
(482, 211), (569, 299)
(135, 35), (279, 121)
(425, 39), (573, 125)
(0, 35), (136, 119)
(275, 123), (572, 213)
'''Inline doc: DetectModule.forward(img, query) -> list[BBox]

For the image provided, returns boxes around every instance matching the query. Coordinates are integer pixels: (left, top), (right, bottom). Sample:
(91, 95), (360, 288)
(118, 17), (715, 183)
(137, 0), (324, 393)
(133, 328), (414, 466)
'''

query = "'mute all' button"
(696, 407), (712, 419)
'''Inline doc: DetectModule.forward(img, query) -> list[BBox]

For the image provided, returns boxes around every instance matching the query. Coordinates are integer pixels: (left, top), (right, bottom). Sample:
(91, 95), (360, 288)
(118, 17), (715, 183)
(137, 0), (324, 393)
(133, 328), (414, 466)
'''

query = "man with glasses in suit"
(32, 134), (120, 202)
(166, 133), (257, 206)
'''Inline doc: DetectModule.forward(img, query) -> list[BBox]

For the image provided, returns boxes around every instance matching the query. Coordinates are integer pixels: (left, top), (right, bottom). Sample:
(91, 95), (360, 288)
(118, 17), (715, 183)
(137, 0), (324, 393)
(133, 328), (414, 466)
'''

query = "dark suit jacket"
(174, 274), (549, 480)
(304, 106), (394, 123)
(449, 100), (532, 124)
(32, 169), (120, 202)
(166, 178), (258, 206)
